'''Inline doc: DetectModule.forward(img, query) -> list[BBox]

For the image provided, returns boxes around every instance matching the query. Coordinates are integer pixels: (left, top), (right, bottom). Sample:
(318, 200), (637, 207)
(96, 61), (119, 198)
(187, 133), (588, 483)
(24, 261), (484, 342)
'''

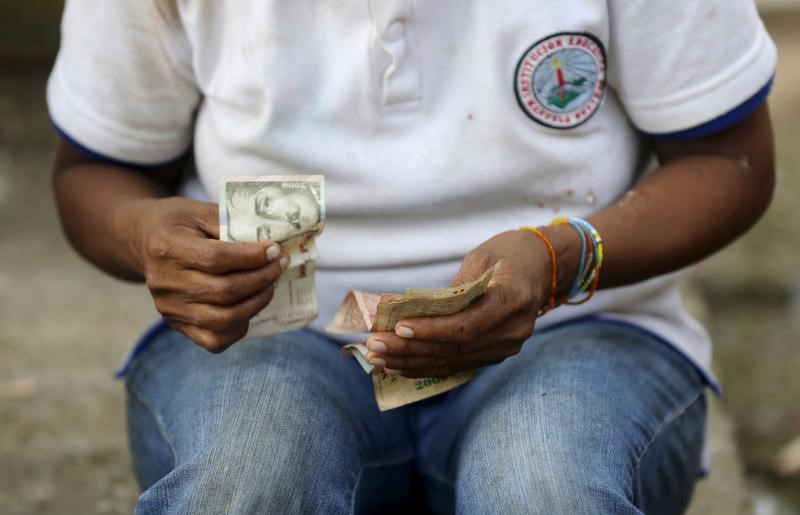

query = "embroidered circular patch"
(514, 32), (606, 129)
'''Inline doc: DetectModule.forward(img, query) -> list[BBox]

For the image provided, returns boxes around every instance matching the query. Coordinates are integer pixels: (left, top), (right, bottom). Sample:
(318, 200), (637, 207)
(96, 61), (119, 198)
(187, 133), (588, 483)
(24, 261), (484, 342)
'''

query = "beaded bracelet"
(519, 226), (558, 315)
(569, 219), (604, 265)
(550, 217), (603, 304)
(551, 218), (588, 298)
(569, 218), (604, 291)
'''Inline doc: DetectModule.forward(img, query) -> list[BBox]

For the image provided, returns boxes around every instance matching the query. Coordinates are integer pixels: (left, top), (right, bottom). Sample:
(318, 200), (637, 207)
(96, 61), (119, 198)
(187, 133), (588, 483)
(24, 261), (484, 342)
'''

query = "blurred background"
(0, 1), (798, 514)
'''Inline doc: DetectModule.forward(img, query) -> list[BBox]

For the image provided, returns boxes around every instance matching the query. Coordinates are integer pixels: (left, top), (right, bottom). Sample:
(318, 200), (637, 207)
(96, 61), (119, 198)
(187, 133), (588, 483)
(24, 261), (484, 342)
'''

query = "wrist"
(517, 225), (583, 311)
(539, 224), (584, 303)
(112, 197), (160, 277)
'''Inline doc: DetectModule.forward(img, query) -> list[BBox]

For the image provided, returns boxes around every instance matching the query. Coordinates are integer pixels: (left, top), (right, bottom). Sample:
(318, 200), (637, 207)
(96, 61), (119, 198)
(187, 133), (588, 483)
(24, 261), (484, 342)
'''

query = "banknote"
(372, 262), (501, 332)
(342, 342), (475, 411)
(328, 261), (501, 334)
(326, 290), (381, 335)
(371, 370), (475, 411)
(219, 175), (325, 244)
(219, 175), (325, 337)
(330, 260), (502, 411)
(247, 261), (319, 335)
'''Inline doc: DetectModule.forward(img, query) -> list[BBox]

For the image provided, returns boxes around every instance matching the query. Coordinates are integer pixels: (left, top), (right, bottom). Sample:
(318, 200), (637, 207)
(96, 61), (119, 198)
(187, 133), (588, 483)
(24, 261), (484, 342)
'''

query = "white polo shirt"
(48, 0), (777, 389)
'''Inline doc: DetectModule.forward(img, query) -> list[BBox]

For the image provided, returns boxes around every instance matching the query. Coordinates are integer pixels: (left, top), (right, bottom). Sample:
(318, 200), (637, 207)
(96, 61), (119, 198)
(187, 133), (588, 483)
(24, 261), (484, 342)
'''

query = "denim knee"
(136, 403), (361, 515)
(129, 332), (366, 514)
(453, 391), (640, 515)
(445, 321), (707, 514)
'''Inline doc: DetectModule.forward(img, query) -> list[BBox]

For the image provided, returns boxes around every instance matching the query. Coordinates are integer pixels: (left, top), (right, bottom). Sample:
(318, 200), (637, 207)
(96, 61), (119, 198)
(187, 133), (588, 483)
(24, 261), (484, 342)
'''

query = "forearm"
(52, 141), (286, 352)
(542, 104), (775, 294)
(52, 142), (179, 281)
(589, 155), (773, 288)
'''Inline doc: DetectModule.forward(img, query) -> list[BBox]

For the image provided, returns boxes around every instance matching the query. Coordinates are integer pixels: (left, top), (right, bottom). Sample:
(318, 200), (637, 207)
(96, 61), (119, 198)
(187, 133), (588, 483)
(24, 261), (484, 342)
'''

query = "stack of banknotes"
(327, 262), (500, 410)
(219, 175), (499, 410)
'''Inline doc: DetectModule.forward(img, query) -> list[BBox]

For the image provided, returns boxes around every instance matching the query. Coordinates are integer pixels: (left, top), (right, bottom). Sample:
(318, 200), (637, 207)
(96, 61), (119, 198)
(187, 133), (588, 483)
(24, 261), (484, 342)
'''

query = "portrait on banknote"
(222, 179), (323, 243)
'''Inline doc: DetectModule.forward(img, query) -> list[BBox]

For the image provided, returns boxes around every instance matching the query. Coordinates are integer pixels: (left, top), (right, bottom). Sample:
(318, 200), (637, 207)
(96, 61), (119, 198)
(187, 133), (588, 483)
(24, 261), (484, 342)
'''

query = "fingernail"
(395, 325), (415, 339)
(280, 255), (290, 271)
(367, 339), (388, 353)
(266, 245), (281, 260)
(367, 354), (386, 367)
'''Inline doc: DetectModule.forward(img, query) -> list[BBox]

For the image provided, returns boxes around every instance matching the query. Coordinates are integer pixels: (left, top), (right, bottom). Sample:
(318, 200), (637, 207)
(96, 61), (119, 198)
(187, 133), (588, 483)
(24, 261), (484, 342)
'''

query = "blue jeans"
(125, 319), (707, 514)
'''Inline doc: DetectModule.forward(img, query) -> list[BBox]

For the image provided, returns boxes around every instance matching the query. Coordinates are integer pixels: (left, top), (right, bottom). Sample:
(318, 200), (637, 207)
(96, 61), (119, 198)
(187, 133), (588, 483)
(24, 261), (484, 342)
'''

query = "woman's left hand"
(365, 229), (570, 378)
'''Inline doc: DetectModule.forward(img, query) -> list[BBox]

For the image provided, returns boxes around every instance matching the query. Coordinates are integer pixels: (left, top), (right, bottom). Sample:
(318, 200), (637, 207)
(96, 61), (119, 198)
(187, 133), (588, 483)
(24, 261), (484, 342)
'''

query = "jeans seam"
(127, 381), (179, 469)
(632, 391), (705, 474)
(348, 454), (416, 514)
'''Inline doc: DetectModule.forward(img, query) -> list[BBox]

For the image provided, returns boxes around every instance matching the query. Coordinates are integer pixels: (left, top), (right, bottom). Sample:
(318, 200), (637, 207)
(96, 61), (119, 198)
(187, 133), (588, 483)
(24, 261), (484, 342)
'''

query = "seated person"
(48, 1), (776, 513)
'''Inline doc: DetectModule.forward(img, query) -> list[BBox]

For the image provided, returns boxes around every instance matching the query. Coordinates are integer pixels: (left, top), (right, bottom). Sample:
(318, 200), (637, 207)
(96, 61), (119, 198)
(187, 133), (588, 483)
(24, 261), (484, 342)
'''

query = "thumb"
(449, 252), (494, 287)
(187, 201), (221, 239)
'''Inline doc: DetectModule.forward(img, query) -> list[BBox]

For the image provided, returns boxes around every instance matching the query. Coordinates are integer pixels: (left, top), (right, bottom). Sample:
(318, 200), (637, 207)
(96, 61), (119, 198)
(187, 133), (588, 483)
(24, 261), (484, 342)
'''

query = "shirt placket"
(368, 0), (423, 112)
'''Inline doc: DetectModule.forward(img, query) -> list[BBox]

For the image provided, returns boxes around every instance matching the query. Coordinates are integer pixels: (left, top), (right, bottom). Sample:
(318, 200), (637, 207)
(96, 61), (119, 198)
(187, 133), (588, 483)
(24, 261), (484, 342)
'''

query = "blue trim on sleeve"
(649, 77), (774, 141)
(52, 121), (188, 171)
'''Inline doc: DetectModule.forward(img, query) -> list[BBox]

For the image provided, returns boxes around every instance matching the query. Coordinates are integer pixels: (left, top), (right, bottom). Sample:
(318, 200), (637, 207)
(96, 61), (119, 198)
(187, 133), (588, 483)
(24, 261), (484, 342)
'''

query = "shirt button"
(385, 20), (406, 41)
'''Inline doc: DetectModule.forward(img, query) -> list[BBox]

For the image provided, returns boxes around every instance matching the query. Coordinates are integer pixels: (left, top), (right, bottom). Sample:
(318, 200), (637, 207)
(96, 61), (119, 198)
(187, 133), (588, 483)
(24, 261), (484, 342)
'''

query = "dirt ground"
(1, 11), (799, 515)
(0, 72), (154, 512)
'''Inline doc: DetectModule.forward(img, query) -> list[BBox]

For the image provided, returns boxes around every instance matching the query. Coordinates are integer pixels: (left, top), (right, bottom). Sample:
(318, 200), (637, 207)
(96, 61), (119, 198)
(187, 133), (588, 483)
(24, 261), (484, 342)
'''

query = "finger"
(366, 332), (455, 358)
(187, 259), (285, 306)
(168, 319), (248, 354)
(192, 285), (276, 333)
(366, 351), (448, 373)
(173, 237), (283, 274)
(394, 286), (512, 344)
(368, 313), (534, 359)
(390, 343), (522, 378)
(448, 254), (494, 287)
(187, 201), (222, 239)
(157, 284), (275, 334)
(144, 248), (284, 297)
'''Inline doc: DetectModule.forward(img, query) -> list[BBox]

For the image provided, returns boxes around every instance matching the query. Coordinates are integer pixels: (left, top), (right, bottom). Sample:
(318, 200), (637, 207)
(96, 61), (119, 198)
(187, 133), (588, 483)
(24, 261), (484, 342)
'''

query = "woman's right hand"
(124, 197), (288, 353)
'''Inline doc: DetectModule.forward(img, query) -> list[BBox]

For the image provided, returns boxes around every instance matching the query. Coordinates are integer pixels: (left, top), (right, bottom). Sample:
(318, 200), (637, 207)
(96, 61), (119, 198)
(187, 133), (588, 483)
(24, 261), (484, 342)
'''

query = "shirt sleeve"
(606, 0), (777, 136)
(47, 0), (200, 165)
